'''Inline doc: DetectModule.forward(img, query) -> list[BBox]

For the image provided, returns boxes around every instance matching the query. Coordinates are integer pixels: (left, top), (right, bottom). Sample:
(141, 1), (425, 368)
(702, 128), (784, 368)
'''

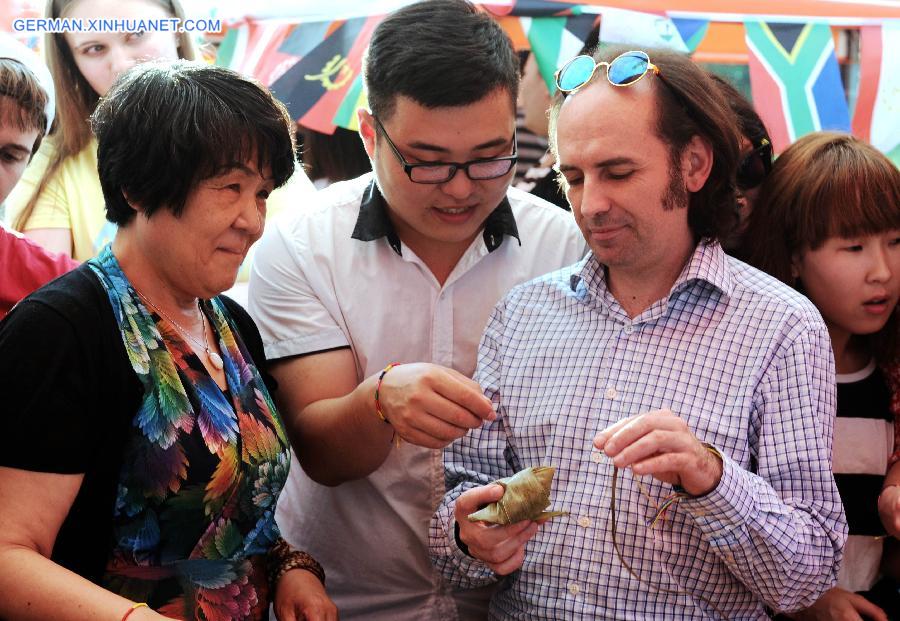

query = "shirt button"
(604, 387), (618, 399)
(577, 516), (591, 528)
(591, 452), (603, 464)
(623, 323), (635, 335)
(568, 583), (580, 596)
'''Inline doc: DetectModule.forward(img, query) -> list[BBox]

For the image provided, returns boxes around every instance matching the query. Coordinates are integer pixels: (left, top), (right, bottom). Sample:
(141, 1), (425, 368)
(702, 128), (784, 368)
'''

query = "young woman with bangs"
(741, 131), (900, 621)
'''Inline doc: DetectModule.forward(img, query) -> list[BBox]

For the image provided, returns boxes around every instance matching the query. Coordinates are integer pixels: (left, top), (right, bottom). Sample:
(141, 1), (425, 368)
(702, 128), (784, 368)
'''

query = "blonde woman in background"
(7, 0), (195, 260)
(7, 0), (315, 285)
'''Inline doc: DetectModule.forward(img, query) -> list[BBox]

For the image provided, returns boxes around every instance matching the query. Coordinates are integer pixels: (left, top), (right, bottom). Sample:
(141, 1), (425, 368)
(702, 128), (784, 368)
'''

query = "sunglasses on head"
(736, 138), (773, 191)
(555, 50), (660, 93)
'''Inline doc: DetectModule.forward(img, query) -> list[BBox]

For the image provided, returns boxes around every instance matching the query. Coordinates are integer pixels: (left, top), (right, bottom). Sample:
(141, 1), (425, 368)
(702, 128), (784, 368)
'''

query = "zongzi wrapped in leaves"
(467, 466), (568, 525)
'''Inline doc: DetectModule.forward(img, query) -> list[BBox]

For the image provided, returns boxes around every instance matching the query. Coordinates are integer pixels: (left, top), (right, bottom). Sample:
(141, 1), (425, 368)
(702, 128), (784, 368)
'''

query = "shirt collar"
(672, 239), (734, 299)
(350, 178), (521, 256)
(571, 239), (734, 301)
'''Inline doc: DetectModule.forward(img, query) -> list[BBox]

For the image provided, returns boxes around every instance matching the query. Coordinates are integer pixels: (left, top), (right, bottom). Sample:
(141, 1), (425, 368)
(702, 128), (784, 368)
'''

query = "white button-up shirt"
(249, 174), (585, 620)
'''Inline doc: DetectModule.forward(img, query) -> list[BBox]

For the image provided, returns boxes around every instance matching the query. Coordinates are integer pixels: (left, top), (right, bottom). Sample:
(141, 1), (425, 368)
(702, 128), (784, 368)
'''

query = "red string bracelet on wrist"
(374, 363), (402, 423)
(374, 362), (402, 446)
(121, 603), (148, 621)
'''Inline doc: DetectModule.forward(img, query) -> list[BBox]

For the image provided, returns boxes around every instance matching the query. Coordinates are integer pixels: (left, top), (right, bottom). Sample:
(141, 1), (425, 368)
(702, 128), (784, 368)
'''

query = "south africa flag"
(745, 21), (851, 153)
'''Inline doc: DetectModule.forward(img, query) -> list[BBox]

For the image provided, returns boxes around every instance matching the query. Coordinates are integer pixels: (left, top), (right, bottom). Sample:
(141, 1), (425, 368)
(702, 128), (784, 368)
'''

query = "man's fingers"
(594, 412), (651, 450)
(400, 392), (499, 447)
(471, 522), (536, 563)
(469, 521), (539, 571)
(455, 485), (539, 577)
(455, 484), (506, 516)
(420, 392), (490, 430)
(597, 410), (682, 455)
(388, 389), (486, 448)
(489, 545), (527, 576)
(404, 410), (469, 446)
(431, 371), (496, 421)
(847, 592), (887, 621)
(399, 428), (459, 450)
(384, 366), (496, 446)
(608, 429), (690, 468)
(629, 453), (686, 478)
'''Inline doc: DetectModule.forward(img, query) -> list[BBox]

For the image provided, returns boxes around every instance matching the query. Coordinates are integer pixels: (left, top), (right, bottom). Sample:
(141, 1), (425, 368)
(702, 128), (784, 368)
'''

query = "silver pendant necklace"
(134, 290), (225, 371)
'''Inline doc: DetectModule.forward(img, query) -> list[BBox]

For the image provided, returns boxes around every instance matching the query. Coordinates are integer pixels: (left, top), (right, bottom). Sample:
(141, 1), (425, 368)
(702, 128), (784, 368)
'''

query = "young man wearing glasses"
(431, 47), (845, 618)
(248, 1), (584, 618)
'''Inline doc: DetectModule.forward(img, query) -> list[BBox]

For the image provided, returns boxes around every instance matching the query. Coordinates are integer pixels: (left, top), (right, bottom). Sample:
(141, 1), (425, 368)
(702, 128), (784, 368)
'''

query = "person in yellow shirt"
(7, 0), (194, 260)
(7, 0), (313, 269)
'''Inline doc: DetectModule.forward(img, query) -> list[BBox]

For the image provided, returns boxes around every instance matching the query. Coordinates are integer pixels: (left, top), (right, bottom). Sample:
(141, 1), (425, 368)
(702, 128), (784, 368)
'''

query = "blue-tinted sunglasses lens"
(558, 55), (597, 91)
(608, 52), (650, 85)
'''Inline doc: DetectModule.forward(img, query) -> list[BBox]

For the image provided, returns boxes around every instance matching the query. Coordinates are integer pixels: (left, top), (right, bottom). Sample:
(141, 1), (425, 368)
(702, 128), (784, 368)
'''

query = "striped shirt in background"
(514, 110), (548, 184)
(431, 241), (847, 620)
(833, 361), (893, 593)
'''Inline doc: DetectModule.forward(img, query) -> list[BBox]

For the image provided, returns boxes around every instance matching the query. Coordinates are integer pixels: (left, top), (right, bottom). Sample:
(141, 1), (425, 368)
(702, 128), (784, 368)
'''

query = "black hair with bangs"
(91, 60), (296, 226)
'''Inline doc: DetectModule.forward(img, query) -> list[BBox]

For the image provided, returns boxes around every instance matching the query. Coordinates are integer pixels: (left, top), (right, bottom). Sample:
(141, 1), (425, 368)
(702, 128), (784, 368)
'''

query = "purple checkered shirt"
(430, 241), (847, 620)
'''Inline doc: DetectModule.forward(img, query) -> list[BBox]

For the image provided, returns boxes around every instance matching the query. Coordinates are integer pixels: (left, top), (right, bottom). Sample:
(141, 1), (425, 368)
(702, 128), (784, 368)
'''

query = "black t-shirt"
(0, 264), (275, 583)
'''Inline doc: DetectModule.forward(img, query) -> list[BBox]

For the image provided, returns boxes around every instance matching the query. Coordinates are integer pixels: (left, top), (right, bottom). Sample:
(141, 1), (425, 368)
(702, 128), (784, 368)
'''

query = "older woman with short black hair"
(0, 60), (336, 621)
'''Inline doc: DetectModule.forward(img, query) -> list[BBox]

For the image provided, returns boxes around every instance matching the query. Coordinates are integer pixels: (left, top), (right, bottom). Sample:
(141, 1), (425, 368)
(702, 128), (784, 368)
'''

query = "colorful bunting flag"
(496, 15), (531, 50)
(215, 21), (298, 85)
(214, 25), (246, 70)
(852, 22), (900, 165)
(671, 18), (710, 53)
(332, 72), (368, 131)
(521, 14), (598, 92)
(508, 1), (581, 17)
(278, 20), (333, 58)
(745, 21), (851, 153)
(598, 8), (689, 53)
(271, 16), (381, 134)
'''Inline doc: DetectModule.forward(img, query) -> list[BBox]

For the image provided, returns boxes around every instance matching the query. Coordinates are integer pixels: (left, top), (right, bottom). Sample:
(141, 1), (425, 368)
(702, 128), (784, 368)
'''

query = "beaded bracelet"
(374, 362), (402, 423)
(267, 538), (326, 596)
(121, 603), (148, 621)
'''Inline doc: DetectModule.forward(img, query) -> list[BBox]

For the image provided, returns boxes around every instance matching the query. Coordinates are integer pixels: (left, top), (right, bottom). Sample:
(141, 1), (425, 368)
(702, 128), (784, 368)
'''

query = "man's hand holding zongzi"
(454, 484), (540, 575)
(594, 409), (723, 497)
(375, 362), (496, 449)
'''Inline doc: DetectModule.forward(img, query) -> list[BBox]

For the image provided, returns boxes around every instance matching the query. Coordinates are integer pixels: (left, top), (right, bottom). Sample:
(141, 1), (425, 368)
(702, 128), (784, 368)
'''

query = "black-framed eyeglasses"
(373, 116), (517, 184)
(736, 137), (773, 191)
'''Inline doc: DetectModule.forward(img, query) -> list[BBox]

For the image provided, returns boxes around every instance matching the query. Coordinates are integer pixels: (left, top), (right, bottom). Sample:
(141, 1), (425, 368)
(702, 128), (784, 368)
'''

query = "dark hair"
(363, 0), (519, 120)
(0, 58), (49, 156)
(708, 74), (769, 149)
(91, 60), (296, 226)
(299, 125), (371, 184)
(549, 46), (741, 242)
(742, 132), (900, 365)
